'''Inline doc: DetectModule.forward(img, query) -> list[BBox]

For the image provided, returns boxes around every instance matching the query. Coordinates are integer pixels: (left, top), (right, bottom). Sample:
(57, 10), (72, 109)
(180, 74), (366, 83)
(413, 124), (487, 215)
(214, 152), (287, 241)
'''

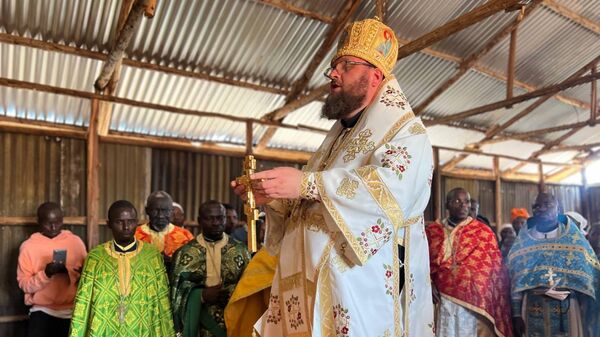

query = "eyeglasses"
(323, 60), (375, 78)
(448, 199), (471, 207)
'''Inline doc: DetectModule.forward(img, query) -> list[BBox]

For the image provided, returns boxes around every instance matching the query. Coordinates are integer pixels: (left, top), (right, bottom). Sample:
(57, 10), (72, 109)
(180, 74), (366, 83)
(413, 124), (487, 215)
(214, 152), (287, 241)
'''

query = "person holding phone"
(17, 202), (87, 337)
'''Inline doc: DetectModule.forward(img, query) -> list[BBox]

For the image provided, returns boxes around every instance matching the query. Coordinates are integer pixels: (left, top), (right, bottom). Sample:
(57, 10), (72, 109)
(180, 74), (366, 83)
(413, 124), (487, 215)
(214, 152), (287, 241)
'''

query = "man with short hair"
(172, 202), (186, 227)
(233, 17), (435, 337)
(469, 198), (491, 227)
(508, 192), (600, 337)
(223, 203), (239, 235)
(170, 200), (250, 337)
(17, 202), (87, 337)
(135, 191), (193, 262)
(426, 188), (512, 337)
(69, 200), (175, 337)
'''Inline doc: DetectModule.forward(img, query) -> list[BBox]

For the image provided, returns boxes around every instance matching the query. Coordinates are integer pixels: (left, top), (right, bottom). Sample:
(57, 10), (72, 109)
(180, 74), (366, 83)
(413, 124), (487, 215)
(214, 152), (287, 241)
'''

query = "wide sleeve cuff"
(299, 172), (320, 201)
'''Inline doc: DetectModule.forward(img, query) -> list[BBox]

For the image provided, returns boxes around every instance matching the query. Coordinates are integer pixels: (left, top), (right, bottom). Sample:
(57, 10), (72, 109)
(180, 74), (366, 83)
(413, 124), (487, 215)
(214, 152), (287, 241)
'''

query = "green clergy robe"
(170, 235), (250, 337)
(69, 241), (175, 337)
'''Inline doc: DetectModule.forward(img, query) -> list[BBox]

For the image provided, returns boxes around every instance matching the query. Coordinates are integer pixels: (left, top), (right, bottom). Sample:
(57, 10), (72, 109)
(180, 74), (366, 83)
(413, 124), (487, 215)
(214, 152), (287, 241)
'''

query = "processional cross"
(236, 155), (260, 253)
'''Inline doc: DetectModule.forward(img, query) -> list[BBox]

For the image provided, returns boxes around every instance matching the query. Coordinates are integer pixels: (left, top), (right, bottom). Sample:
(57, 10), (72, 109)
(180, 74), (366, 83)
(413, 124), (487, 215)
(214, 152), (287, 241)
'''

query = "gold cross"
(236, 155), (260, 252)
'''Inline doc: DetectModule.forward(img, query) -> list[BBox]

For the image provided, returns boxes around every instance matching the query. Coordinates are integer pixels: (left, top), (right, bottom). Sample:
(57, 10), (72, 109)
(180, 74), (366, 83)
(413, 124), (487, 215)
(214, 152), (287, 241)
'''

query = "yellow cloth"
(224, 248), (277, 337)
(197, 234), (228, 287)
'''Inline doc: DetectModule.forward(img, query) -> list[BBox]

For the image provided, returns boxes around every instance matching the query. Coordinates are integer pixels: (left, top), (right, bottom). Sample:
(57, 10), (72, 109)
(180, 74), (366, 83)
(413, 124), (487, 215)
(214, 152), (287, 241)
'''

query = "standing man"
(172, 202), (186, 227)
(135, 191), (194, 262)
(69, 200), (174, 337)
(170, 200), (251, 337)
(233, 18), (435, 337)
(17, 202), (87, 337)
(426, 188), (513, 337)
(508, 192), (600, 337)
(469, 198), (491, 228)
(223, 203), (239, 235)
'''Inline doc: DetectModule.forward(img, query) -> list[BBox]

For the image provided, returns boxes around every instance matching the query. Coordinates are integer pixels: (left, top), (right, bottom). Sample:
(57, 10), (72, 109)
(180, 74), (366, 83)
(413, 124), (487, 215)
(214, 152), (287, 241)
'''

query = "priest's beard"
(321, 75), (369, 120)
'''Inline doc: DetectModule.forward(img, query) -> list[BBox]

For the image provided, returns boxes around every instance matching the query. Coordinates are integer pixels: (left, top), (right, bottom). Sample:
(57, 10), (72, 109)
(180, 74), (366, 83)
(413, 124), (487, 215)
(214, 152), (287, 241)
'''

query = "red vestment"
(426, 218), (513, 337)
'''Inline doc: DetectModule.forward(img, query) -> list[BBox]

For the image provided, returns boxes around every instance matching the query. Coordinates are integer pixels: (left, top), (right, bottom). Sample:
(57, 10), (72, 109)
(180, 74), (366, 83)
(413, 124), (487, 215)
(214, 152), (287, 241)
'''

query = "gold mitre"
(332, 17), (398, 78)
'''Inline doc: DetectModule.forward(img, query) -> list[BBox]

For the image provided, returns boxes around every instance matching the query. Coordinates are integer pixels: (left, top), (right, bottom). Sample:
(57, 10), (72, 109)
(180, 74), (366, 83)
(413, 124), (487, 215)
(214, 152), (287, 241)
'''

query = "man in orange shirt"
(135, 191), (193, 267)
(17, 202), (87, 337)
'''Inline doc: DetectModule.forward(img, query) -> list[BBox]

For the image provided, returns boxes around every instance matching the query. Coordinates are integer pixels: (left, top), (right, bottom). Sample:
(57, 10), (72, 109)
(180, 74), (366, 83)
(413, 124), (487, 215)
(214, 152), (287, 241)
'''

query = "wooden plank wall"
(0, 131), (591, 335)
(587, 186), (600, 225)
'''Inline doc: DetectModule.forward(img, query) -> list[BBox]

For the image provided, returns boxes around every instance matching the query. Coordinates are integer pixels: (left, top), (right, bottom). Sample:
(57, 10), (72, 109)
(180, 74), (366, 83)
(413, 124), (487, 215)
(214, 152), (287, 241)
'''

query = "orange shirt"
(17, 230), (87, 311)
(135, 223), (193, 257)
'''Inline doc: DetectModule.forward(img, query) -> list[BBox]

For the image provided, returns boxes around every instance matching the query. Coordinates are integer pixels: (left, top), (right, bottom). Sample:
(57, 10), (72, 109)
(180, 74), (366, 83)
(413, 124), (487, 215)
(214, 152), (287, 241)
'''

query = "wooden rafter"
(543, 141), (600, 154)
(542, 0), (600, 35)
(256, 1), (361, 150)
(0, 77), (329, 135)
(254, 0), (335, 24)
(396, 0), (523, 60)
(0, 116), (314, 163)
(285, 0), (361, 103)
(376, 0), (388, 23)
(98, 0), (136, 136)
(413, 1), (539, 115)
(482, 55), (600, 140)
(95, 0), (153, 91)
(426, 72), (600, 126)
(0, 33), (288, 96)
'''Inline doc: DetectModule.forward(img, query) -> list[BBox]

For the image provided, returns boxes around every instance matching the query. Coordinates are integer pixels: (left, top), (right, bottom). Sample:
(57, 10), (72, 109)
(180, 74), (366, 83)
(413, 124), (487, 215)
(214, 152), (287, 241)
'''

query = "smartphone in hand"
(53, 249), (67, 264)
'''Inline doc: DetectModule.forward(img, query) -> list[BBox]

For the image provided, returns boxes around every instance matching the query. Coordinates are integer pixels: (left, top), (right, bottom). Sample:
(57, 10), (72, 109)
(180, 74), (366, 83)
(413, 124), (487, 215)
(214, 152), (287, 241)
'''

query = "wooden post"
(591, 65), (597, 126)
(494, 156), (502, 235)
(506, 25), (518, 104)
(538, 161), (545, 192)
(433, 147), (442, 221)
(246, 120), (253, 155)
(87, 99), (100, 248)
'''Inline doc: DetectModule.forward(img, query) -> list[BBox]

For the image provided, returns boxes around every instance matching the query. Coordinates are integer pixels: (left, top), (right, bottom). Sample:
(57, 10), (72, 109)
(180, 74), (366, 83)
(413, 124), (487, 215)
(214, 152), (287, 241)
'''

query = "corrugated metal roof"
(479, 6), (600, 90)
(0, 0), (597, 182)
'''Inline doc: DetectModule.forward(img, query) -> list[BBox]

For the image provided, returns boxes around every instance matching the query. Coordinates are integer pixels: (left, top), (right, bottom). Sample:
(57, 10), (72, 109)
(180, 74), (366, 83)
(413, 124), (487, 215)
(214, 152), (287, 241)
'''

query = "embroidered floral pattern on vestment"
(357, 218), (392, 258)
(384, 263), (394, 296)
(285, 295), (303, 330)
(266, 295), (281, 324)
(381, 143), (412, 180)
(336, 177), (359, 199)
(333, 304), (350, 337)
(379, 86), (408, 109)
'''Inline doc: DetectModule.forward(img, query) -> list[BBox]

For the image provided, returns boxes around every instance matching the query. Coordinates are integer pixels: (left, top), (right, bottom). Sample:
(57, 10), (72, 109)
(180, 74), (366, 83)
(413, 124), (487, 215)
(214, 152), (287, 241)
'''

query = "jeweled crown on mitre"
(332, 17), (398, 78)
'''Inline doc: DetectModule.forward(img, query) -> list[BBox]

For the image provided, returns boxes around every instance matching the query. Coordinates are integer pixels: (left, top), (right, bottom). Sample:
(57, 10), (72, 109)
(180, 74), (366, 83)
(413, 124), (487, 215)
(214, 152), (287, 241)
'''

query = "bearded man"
(232, 18), (435, 337)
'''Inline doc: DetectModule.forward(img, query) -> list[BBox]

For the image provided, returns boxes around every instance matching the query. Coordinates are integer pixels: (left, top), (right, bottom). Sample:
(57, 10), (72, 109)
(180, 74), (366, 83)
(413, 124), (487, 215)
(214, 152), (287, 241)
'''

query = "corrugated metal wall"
(0, 131), (592, 335)
(587, 186), (600, 225)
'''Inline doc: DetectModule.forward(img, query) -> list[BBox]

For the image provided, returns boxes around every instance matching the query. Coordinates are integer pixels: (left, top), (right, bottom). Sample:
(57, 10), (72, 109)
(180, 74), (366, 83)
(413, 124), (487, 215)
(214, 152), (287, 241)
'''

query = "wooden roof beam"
(396, 0), (523, 60)
(0, 77), (329, 135)
(426, 72), (600, 126)
(95, 0), (154, 92)
(376, 0), (388, 23)
(0, 116), (312, 163)
(481, 55), (600, 141)
(254, 0), (335, 24)
(0, 33), (289, 96)
(256, 1), (361, 150)
(414, 1), (539, 115)
(542, 0), (600, 35)
(98, 0), (137, 136)
(284, 0), (361, 103)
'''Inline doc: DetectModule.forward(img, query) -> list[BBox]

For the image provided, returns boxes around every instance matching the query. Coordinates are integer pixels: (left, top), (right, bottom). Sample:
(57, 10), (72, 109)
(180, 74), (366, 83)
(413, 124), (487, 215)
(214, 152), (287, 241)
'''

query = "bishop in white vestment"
(233, 18), (435, 337)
